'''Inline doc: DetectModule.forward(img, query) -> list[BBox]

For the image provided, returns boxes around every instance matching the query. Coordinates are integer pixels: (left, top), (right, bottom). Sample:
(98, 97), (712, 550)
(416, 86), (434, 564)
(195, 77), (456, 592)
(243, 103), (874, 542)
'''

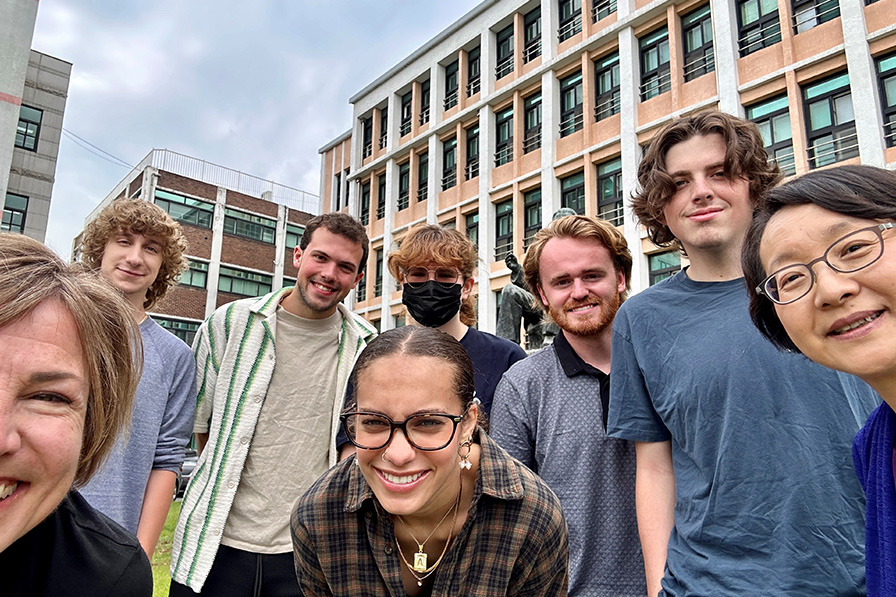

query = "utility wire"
(61, 128), (134, 169)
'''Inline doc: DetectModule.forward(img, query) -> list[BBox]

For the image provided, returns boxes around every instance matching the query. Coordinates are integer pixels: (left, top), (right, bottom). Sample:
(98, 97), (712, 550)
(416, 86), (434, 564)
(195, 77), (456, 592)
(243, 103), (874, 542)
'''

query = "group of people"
(2, 107), (895, 597)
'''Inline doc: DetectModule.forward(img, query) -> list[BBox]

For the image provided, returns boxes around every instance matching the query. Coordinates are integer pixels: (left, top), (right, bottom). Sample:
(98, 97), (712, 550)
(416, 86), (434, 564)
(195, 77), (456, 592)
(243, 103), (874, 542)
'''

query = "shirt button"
(254, 396), (262, 403)
(241, 437), (249, 445)
(228, 481), (235, 489)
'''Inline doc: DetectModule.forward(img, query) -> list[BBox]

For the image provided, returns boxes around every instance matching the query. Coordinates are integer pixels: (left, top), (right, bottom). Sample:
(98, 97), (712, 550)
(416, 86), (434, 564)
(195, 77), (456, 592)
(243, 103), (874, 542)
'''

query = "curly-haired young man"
(606, 111), (878, 596)
(78, 198), (196, 560)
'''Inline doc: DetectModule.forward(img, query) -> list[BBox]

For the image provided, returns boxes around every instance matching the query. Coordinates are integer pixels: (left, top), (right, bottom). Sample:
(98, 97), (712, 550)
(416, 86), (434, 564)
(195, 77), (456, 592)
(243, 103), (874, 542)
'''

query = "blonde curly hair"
(79, 198), (188, 309)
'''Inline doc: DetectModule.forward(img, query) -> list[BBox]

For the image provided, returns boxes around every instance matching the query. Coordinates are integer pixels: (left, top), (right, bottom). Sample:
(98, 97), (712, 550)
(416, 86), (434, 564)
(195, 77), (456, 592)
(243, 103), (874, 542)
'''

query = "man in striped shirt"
(169, 213), (376, 596)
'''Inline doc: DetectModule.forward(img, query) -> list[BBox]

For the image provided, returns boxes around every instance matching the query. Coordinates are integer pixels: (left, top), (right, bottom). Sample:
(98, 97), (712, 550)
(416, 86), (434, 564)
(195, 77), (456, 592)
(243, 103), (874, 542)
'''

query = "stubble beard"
(548, 291), (622, 337)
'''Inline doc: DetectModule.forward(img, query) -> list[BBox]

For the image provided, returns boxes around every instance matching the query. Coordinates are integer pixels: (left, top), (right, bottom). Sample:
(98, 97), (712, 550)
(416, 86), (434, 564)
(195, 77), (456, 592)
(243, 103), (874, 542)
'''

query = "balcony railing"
(444, 90), (459, 110)
(523, 129), (542, 153)
(558, 14), (582, 41)
(495, 144), (513, 167)
(559, 110), (584, 137)
(362, 142), (373, 159)
(417, 185), (428, 202)
(378, 133), (387, 150)
(496, 56), (514, 79)
(466, 76), (481, 97)
(793, 1), (840, 33)
(376, 203), (385, 219)
(598, 202), (624, 227)
(738, 21), (781, 56)
(419, 106), (430, 125)
(465, 158), (479, 180)
(374, 281), (383, 297)
(494, 239), (513, 261)
(769, 146), (796, 176)
(808, 129), (859, 168)
(640, 69), (672, 100)
(592, 0), (617, 22)
(399, 119), (412, 137)
(683, 49), (714, 81)
(523, 38), (542, 63)
(884, 116), (896, 148)
(398, 190), (410, 211)
(441, 170), (457, 190)
(594, 93), (620, 121)
(523, 231), (539, 250)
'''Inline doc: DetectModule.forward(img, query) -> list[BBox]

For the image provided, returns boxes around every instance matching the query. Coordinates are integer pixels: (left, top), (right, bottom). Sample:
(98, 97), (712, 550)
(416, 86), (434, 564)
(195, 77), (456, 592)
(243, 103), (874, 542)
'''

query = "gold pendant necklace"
(394, 477), (463, 586)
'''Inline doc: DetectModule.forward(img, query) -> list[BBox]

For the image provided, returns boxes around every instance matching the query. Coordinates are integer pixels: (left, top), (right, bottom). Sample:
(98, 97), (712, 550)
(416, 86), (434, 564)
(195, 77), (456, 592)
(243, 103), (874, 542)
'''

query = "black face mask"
(402, 281), (462, 328)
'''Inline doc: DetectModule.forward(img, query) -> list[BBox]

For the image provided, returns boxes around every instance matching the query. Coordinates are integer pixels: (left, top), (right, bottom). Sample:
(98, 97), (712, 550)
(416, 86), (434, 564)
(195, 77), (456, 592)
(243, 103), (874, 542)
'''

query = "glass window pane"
(808, 99), (833, 131)
(771, 113), (792, 142)
(832, 94), (854, 125)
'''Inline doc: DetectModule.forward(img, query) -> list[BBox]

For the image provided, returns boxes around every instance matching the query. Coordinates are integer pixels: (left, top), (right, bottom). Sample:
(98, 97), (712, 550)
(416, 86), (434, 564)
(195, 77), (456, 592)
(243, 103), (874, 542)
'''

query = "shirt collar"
(553, 330), (607, 379)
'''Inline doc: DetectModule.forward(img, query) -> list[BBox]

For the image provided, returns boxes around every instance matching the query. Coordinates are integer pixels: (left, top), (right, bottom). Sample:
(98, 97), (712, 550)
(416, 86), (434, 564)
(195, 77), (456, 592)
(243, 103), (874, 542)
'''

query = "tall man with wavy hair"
(606, 111), (878, 595)
(78, 198), (197, 560)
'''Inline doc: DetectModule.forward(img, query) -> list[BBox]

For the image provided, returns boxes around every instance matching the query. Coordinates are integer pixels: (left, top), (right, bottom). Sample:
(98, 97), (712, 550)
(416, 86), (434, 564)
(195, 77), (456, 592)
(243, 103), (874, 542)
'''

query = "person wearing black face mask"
(337, 224), (527, 461)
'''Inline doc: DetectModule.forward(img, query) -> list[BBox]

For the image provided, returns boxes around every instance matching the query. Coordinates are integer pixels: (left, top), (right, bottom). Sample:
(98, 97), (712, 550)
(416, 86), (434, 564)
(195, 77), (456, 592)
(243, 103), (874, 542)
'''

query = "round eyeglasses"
(340, 408), (469, 451)
(402, 266), (463, 289)
(756, 222), (894, 305)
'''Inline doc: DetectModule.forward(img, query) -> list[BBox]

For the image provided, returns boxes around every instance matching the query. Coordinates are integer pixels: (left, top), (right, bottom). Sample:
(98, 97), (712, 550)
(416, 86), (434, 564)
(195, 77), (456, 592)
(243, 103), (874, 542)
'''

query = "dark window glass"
(496, 25), (514, 79)
(495, 200), (514, 261)
(640, 27), (671, 100)
(218, 266), (273, 297)
(649, 251), (681, 285)
(442, 137), (457, 190)
(524, 92), (542, 153)
(592, 0), (617, 22)
(178, 259), (209, 288)
(802, 72), (857, 169)
(398, 162), (411, 210)
(467, 46), (481, 96)
(153, 316), (200, 346)
(223, 208), (277, 244)
(466, 125), (480, 180)
(15, 105), (41, 151)
(362, 116), (373, 158)
(400, 91), (413, 136)
(523, 188), (542, 250)
(285, 223), (305, 250)
(746, 94), (795, 175)
(445, 61), (459, 110)
(681, 5), (714, 81)
(420, 78), (431, 125)
(418, 152), (429, 201)
(559, 71), (584, 137)
(561, 172), (586, 215)
(360, 182), (370, 225)
(375, 249), (384, 297)
(597, 158), (623, 226)
(466, 212), (479, 248)
(876, 51), (896, 148)
(524, 8), (542, 63)
(2, 192), (28, 233)
(792, 0), (840, 34)
(154, 189), (214, 229)
(737, 0), (781, 56)
(594, 52), (620, 121)
(377, 174), (386, 219)
(559, 0), (582, 41)
(379, 107), (388, 149)
(495, 107), (514, 166)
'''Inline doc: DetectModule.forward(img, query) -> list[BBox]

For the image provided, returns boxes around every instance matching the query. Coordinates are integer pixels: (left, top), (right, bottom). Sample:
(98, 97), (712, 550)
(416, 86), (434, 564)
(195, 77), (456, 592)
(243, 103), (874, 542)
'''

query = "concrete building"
(80, 149), (319, 344)
(0, 0), (71, 241)
(320, 0), (896, 340)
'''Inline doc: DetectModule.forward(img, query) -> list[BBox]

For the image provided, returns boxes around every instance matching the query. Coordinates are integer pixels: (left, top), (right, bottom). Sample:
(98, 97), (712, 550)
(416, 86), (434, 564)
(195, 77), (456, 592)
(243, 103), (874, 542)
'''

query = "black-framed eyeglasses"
(756, 222), (894, 305)
(340, 406), (470, 451)
(402, 266), (463, 289)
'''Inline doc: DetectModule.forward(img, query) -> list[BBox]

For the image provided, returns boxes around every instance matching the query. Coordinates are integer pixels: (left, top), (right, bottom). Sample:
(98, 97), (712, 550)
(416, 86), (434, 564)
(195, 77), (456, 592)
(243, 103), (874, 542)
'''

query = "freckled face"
(760, 203), (896, 387)
(354, 354), (476, 520)
(0, 299), (88, 552)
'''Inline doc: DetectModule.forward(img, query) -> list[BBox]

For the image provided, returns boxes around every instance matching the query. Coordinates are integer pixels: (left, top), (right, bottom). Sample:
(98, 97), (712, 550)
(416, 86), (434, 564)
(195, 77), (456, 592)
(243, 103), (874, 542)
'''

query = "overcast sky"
(33, 0), (482, 257)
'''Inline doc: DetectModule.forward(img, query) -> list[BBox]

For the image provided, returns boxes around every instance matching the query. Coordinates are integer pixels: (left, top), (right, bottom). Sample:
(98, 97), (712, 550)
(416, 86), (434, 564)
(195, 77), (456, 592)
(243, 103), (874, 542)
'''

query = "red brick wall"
(158, 171), (217, 201)
(157, 285), (207, 320)
(226, 189), (279, 217)
(182, 224), (212, 260)
(220, 235), (276, 273)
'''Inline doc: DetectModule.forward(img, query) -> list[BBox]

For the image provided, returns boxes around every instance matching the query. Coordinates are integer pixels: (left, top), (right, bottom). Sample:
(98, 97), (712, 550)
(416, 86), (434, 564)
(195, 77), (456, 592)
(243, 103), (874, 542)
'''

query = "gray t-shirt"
(222, 307), (340, 553)
(608, 270), (879, 595)
(81, 317), (196, 534)
(491, 332), (644, 597)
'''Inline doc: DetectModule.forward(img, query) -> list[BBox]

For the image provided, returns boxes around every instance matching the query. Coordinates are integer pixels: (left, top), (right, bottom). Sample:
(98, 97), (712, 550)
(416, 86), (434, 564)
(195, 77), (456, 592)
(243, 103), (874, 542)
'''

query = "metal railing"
(419, 107), (430, 125)
(523, 38), (542, 63)
(523, 129), (542, 153)
(793, 1), (840, 33)
(494, 239), (514, 261)
(362, 142), (373, 159)
(808, 130), (859, 168)
(376, 203), (385, 219)
(398, 190), (410, 210)
(417, 186), (428, 202)
(640, 69), (672, 100)
(592, 0), (617, 22)
(683, 50), (714, 81)
(466, 76), (481, 97)
(378, 133), (388, 149)
(598, 203), (624, 227)
(884, 117), (896, 147)
(594, 93), (620, 121)
(496, 56), (514, 79)
(559, 110), (584, 137)
(738, 21), (781, 55)
(399, 119), (412, 137)
(465, 158), (480, 180)
(770, 147), (796, 176)
(441, 170), (457, 190)
(495, 145), (514, 166)
(558, 14), (582, 41)
(444, 90), (459, 110)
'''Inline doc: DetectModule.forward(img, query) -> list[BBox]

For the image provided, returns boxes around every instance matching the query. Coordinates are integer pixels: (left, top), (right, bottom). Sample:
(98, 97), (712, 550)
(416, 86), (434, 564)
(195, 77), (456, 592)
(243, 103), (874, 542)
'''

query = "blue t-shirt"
(608, 270), (878, 596)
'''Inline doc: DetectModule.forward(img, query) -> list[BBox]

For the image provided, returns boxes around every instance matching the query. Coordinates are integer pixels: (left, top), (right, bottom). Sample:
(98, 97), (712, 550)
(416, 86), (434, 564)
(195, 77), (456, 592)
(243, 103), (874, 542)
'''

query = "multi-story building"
(79, 149), (319, 344)
(320, 0), (896, 338)
(0, 0), (70, 241)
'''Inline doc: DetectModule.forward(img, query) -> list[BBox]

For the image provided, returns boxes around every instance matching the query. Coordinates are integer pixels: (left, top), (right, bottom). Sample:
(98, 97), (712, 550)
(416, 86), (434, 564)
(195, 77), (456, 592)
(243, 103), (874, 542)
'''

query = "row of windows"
(2, 193), (28, 233)
(155, 189), (304, 247)
(153, 316), (200, 346)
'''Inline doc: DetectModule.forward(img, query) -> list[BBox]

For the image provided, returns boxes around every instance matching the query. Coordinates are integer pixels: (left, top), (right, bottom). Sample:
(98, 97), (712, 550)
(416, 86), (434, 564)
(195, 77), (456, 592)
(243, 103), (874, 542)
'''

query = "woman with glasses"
(742, 164), (896, 596)
(292, 326), (568, 596)
(387, 224), (526, 415)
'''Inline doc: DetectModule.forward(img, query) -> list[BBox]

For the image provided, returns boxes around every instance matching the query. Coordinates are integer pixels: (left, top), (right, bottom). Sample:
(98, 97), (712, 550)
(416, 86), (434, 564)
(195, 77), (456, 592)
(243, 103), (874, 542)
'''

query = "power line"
(61, 128), (134, 169)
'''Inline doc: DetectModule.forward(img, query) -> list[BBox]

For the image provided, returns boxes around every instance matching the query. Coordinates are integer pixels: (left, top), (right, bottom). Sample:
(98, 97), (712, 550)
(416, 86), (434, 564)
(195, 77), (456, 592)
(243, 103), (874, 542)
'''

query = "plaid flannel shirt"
(291, 431), (569, 596)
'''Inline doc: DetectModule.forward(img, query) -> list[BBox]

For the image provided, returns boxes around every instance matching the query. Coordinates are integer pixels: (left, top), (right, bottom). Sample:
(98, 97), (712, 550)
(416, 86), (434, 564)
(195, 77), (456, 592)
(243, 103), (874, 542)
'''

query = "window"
(466, 212), (479, 248)
(2, 192), (28, 233)
(561, 172), (586, 215)
(356, 277), (367, 302)
(333, 172), (342, 210)
(496, 25), (514, 79)
(218, 266), (272, 297)
(682, 5), (714, 81)
(876, 51), (896, 148)
(524, 189), (542, 250)
(178, 259), (209, 288)
(154, 189), (214, 229)
(376, 174), (386, 219)
(379, 107), (388, 149)
(445, 60), (459, 110)
(803, 72), (857, 169)
(285, 223), (305, 250)
(558, 0), (582, 42)
(442, 137), (457, 190)
(400, 91), (413, 136)
(153, 316), (200, 346)
(223, 208), (276, 244)
(746, 95), (795, 175)
(559, 71), (584, 137)
(495, 200), (514, 261)
(343, 168), (350, 206)
(524, 92), (542, 153)
(467, 46), (481, 96)
(398, 162), (410, 210)
(594, 52), (620, 121)
(593, 0), (617, 22)
(524, 8), (542, 63)
(640, 27), (671, 100)
(418, 152), (429, 201)
(495, 107), (514, 166)
(792, 0), (840, 34)
(649, 251), (681, 285)
(420, 78), (431, 125)
(361, 116), (373, 159)
(737, 0), (781, 56)
(597, 158), (623, 226)
(394, 315), (406, 328)
(465, 126), (480, 180)
(15, 105), (41, 151)
(360, 182), (370, 225)
(375, 249), (384, 297)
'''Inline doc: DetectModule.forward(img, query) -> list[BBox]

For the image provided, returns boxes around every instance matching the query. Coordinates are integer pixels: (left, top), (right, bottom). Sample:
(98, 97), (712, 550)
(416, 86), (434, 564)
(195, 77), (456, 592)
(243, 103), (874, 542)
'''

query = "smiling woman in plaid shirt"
(291, 326), (569, 596)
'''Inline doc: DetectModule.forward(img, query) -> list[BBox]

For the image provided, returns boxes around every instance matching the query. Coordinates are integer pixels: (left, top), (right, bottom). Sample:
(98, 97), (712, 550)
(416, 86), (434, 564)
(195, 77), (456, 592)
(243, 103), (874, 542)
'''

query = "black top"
(553, 330), (610, 430)
(1, 491), (152, 596)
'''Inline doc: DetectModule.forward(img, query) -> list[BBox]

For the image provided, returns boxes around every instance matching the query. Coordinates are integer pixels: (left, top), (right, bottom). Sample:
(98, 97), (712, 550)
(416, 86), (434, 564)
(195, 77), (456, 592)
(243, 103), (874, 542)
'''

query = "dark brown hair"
(301, 212), (370, 273)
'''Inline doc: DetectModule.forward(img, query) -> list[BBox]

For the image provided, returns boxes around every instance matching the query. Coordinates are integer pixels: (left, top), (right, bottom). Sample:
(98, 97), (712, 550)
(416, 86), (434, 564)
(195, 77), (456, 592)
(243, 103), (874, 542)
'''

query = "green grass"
(152, 501), (181, 597)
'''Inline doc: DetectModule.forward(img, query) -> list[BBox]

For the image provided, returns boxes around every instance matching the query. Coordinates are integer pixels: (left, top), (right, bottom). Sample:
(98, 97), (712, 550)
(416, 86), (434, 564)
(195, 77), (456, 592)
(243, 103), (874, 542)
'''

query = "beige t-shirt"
(222, 306), (341, 553)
